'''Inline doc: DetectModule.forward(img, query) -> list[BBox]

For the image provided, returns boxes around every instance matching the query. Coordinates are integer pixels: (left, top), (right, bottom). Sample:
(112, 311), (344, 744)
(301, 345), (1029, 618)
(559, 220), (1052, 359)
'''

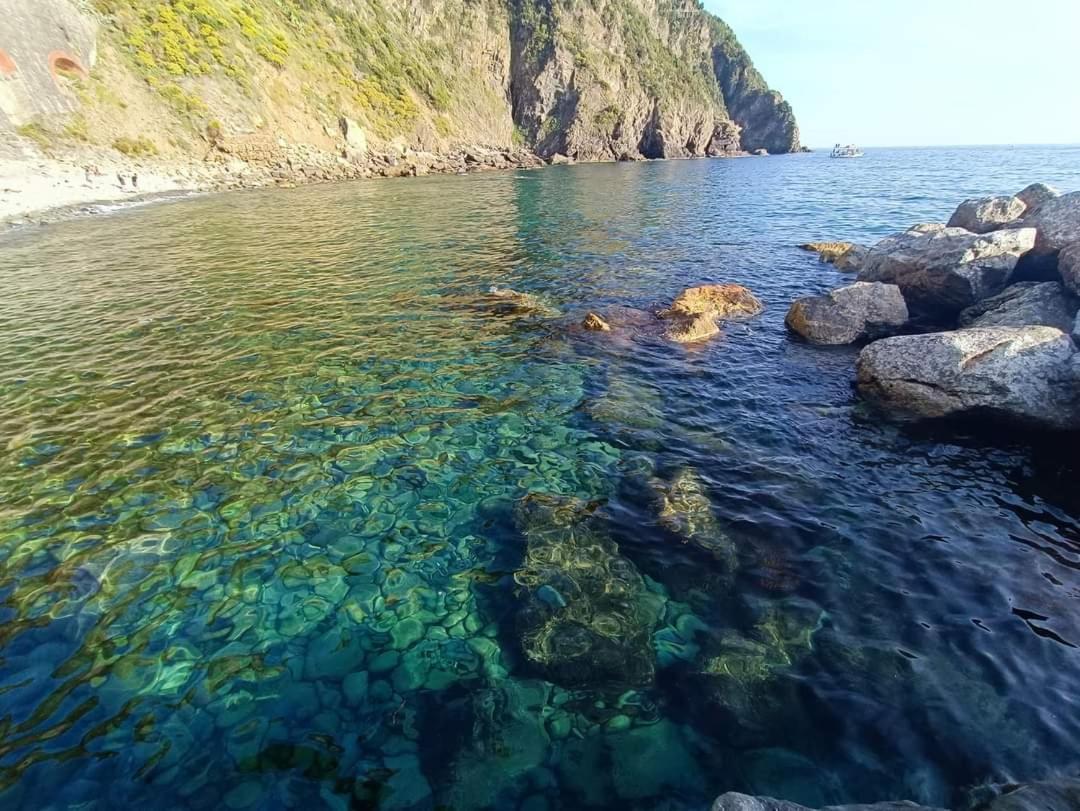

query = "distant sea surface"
(1, 145), (1079, 810)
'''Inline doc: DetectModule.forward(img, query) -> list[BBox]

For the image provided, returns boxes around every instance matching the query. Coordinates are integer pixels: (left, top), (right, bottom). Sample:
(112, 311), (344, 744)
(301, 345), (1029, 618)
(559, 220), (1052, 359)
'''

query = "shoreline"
(0, 140), (774, 229)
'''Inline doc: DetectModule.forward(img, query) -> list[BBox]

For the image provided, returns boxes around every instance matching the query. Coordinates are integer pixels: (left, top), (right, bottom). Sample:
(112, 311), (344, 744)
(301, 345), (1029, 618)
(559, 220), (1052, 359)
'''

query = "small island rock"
(1021, 190), (1080, 254)
(658, 284), (763, 344)
(857, 225), (1036, 320)
(799, 242), (869, 271)
(947, 195), (1027, 234)
(582, 312), (612, 331)
(786, 282), (908, 345)
(1016, 182), (1060, 214)
(856, 326), (1080, 430)
(663, 284), (764, 320)
(957, 281), (1077, 332)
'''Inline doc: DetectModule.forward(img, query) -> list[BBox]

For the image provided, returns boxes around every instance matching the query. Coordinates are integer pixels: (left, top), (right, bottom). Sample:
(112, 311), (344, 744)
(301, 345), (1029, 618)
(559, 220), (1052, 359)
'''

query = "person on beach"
(117, 173), (126, 189)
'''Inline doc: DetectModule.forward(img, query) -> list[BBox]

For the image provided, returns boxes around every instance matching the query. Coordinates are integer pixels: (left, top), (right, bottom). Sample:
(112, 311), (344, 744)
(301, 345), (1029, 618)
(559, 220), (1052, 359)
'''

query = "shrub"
(112, 136), (158, 157)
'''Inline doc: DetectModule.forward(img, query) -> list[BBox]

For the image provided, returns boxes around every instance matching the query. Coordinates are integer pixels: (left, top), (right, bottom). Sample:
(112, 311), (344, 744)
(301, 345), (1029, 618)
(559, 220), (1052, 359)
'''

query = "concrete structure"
(0, 0), (98, 129)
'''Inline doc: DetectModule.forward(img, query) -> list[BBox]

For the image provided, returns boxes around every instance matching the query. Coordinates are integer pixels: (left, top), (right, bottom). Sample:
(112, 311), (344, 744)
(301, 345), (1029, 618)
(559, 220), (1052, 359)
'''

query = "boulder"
(786, 282), (908, 345)
(1021, 190), (1080, 254)
(1060, 241), (1080, 296)
(338, 117), (367, 155)
(712, 778), (1080, 811)
(947, 195), (1027, 233)
(582, 312), (611, 331)
(664, 313), (721, 344)
(856, 326), (1080, 430)
(1016, 182), (1060, 214)
(658, 284), (763, 344)
(857, 225), (1036, 321)
(1074, 311), (1080, 343)
(549, 153), (572, 165)
(834, 245), (870, 272)
(663, 284), (764, 320)
(957, 281), (1077, 332)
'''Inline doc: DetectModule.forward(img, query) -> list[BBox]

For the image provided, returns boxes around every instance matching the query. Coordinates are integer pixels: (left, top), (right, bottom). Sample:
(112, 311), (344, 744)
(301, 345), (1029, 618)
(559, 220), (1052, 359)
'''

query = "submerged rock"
(856, 326), (1080, 430)
(485, 286), (559, 317)
(512, 493), (662, 688)
(785, 282), (908, 345)
(857, 225), (1036, 321)
(946, 195), (1027, 234)
(659, 284), (764, 343)
(583, 312), (611, 331)
(652, 467), (737, 569)
(1016, 182), (1061, 214)
(957, 281), (1077, 332)
(1021, 190), (1080, 254)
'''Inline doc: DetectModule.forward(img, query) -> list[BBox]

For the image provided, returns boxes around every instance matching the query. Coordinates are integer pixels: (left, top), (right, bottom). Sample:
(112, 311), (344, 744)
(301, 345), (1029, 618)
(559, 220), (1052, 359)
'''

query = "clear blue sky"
(706, 0), (1080, 148)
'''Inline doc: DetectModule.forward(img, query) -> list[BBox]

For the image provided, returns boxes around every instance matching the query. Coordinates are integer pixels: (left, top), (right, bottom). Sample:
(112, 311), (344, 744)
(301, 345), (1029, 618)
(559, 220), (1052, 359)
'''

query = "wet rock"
(663, 284), (764, 320)
(1074, 311), (1080, 343)
(957, 282), (1077, 332)
(659, 284), (763, 344)
(512, 493), (662, 688)
(1021, 190), (1080, 254)
(785, 282), (908, 345)
(1016, 182), (1061, 214)
(485, 286), (559, 317)
(947, 195), (1027, 234)
(799, 242), (865, 268)
(857, 225), (1036, 321)
(834, 245), (870, 272)
(710, 794), (942, 811)
(652, 467), (737, 569)
(583, 312), (611, 331)
(856, 326), (1080, 430)
(664, 313), (721, 344)
(1060, 241), (1080, 296)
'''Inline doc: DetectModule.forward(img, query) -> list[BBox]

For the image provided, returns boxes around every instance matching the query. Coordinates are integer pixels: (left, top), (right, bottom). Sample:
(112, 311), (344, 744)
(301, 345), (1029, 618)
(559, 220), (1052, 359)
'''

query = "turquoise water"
(2, 146), (1080, 810)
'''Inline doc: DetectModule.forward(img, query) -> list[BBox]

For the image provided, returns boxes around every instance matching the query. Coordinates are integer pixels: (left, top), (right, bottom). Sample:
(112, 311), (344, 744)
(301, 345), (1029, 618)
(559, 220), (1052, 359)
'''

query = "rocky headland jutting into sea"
(789, 184), (1080, 432)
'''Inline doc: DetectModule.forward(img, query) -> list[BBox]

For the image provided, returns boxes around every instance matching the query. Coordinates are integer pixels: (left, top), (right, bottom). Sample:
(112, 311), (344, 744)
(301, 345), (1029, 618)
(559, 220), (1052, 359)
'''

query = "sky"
(705, 0), (1080, 148)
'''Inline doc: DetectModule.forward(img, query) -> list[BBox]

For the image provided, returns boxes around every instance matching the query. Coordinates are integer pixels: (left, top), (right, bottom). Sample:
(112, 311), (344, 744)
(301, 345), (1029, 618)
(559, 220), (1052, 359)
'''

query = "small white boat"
(830, 143), (864, 158)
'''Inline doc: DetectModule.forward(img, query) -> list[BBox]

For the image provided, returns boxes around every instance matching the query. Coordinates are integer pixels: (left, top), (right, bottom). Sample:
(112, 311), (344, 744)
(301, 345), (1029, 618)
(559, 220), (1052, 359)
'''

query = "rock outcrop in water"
(660, 284), (765, 344)
(792, 182), (1080, 431)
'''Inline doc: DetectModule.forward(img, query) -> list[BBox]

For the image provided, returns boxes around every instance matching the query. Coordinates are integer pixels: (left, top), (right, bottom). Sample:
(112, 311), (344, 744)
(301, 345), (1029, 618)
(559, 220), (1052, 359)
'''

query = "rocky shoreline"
(1, 126), (774, 228)
(789, 184), (1080, 431)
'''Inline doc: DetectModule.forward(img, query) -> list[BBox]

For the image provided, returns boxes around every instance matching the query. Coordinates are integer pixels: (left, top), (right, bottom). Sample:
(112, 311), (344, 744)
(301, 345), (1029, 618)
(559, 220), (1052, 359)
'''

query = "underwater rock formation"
(652, 467), (738, 570)
(512, 492), (664, 688)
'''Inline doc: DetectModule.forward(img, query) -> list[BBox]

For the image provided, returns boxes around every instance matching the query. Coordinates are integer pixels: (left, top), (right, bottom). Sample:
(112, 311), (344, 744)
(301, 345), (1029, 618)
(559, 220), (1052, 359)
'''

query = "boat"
(830, 143), (864, 158)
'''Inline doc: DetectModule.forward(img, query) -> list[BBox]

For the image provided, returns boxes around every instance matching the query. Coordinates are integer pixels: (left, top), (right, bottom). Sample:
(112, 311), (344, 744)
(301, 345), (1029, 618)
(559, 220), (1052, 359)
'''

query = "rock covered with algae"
(512, 492), (664, 688)
(652, 467), (738, 570)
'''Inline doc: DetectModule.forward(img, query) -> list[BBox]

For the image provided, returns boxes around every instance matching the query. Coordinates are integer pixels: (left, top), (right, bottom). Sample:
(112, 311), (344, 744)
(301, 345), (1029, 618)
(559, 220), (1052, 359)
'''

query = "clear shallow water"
(1, 145), (1080, 811)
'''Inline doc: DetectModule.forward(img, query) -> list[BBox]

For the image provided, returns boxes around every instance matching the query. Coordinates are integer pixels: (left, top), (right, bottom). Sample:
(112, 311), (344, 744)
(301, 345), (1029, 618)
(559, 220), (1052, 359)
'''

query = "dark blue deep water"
(1, 146), (1080, 810)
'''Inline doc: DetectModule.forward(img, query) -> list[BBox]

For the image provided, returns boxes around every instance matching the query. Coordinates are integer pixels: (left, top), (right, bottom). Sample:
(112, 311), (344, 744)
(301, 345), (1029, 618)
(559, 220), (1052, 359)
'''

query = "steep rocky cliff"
(0, 0), (799, 166)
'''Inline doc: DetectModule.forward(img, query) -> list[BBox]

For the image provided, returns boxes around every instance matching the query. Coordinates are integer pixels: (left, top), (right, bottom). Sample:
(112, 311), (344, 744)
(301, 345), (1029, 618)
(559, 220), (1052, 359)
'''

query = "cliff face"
(0, 0), (799, 163)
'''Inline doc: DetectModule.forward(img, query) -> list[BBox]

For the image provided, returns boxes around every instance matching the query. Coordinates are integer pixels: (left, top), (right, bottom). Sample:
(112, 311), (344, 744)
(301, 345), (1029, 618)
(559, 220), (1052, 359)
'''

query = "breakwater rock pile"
(790, 185), (1080, 431)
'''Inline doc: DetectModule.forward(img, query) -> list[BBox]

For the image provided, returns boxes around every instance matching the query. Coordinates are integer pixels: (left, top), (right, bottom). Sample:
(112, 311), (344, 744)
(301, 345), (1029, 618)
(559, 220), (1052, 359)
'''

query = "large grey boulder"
(856, 326), (1080, 430)
(1059, 241), (1080, 296)
(1021, 191), (1080, 254)
(858, 226), (1036, 320)
(711, 794), (941, 811)
(1016, 182), (1060, 214)
(957, 282), (1077, 332)
(947, 195), (1027, 234)
(786, 282), (908, 345)
(711, 778), (1080, 811)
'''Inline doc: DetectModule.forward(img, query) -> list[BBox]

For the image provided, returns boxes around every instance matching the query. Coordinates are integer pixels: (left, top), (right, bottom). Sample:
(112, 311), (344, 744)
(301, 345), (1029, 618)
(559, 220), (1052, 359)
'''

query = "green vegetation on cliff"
(66, 0), (797, 158)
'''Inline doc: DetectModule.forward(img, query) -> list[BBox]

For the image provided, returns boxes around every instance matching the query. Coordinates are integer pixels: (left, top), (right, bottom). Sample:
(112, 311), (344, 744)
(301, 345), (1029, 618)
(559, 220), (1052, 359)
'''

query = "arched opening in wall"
(48, 51), (87, 82)
(0, 50), (16, 78)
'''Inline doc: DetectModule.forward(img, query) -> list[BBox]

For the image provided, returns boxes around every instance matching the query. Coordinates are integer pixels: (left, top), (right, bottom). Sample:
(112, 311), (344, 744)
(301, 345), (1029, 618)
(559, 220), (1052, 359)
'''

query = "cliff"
(0, 0), (799, 170)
